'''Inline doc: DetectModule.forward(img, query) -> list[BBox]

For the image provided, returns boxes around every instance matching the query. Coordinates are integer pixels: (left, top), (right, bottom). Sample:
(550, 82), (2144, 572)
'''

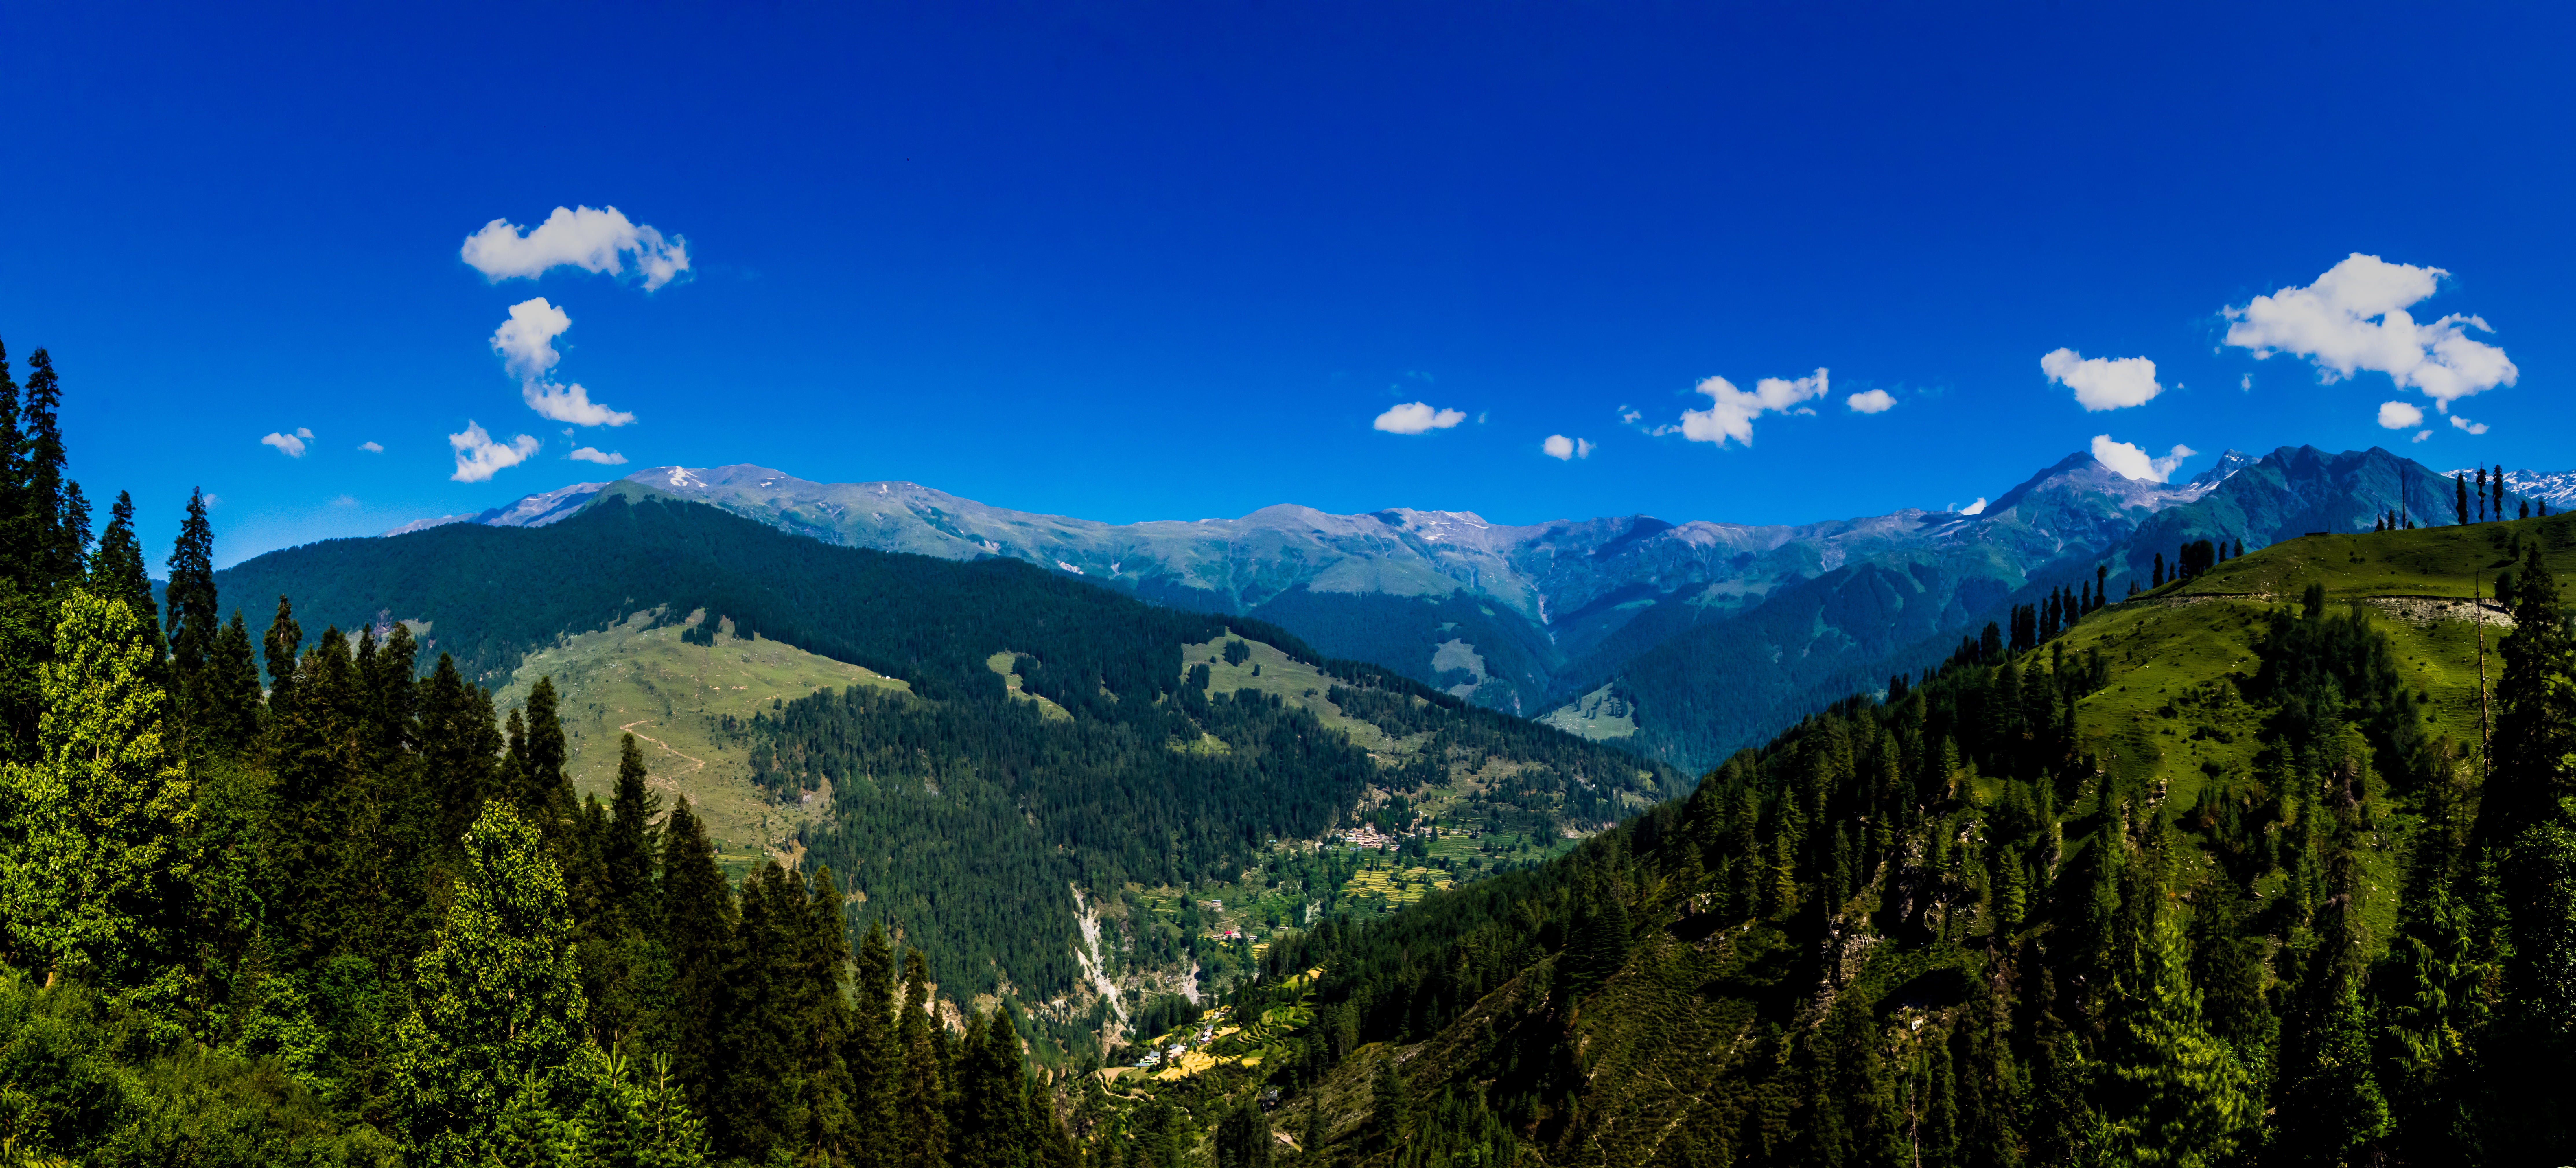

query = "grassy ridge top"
(2170, 512), (2576, 601)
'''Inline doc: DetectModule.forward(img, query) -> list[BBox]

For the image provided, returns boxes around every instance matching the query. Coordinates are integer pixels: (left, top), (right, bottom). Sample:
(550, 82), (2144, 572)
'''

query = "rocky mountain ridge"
(377, 445), (2494, 770)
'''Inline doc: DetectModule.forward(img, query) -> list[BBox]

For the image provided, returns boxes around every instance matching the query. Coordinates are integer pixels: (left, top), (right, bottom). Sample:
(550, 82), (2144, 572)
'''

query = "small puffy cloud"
(261, 431), (308, 457)
(449, 421), (540, 483)
(1541, 435), (1595, 460)
(569, 447), (629, 465)
(2222, 253), (2516, 407)
(2377, 401), (2425, 430)
(358, 440), (384, 453)
(2041, 349), (2162, 411)
(493, 297), (571, 380)
(2413, 430), (2433, 443)
(1957, 498), (1988, 516)
(330, 494), (358, 507)
(1668, 368), (1829, 448)
(491, 297), (636, 426)
(460, 205), (691, 290)
(1373, 401), (1467, 434)
(2091, 434), (2196, 483)
(2450, 415), (2489, 435)
(526, 382), (635, 427)
(295, 427), (313, 439)
(1845, 389), (1897, 414)
(2240, 374), (2253, 391)
(1617, 407), (1642, 425)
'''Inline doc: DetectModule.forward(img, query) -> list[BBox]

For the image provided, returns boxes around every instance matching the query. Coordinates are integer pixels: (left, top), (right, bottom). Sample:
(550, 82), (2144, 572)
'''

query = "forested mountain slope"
(214, 485), (1686, 1049)
(1089, 509), (2576, 1167)
(1585, 444), (2501, 773)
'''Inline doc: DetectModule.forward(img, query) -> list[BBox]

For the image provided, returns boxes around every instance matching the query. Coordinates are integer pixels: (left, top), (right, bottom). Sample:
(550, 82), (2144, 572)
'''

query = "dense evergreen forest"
(1159, 515), (2575, 1167)
(213, 483), (1685, 1021)
(0, 344), (1083, 1164)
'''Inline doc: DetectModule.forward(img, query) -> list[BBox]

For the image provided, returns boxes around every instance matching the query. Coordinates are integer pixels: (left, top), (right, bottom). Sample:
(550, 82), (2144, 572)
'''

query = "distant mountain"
(382, 456), (2234, 710)
(380, 480), (607, 535)
(2445, 466), (2576, 512)
(375, 444), (2459, 771)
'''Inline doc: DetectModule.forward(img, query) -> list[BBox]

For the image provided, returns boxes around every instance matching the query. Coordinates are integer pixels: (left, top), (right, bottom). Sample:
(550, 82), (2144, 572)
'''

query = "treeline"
(1234, 526), (2576, 1165)
(0, 343), (1072, 1165)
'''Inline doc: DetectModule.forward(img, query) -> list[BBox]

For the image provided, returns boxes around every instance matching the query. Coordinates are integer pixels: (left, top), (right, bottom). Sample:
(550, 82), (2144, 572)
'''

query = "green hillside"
(1081, 512), (2576, 1167)
(489, 608), (910, 877)
(211, 486), (1685, 1062)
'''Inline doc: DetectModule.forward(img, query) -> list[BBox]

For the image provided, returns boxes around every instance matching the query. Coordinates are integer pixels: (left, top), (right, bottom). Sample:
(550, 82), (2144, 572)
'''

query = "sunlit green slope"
(1076, 512), (2576, 1168)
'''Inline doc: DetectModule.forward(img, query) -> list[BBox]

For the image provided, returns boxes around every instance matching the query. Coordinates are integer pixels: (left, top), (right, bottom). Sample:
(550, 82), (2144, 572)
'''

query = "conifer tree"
(2487, 544), (2573, 843)
(261, 596), (302, 720)
(0, 590), (196, 991)
(418, 653), (497, 850)
(2492, 464), (2505, 520)
(797, 864), (860, 1160)
(85, 491), (161, 672)
(20, 349), (85, 591)
(606, 732), (659, 925)
(201, 610), (266, 752)
(1215, 1100), (1275, 1168)
(2495, 821), (2576, 1158)
(898, 948), (950, 1168)
(2477, 468), (2488, 522)
(2085, 832), (2259, 1166)
(956, 1008), (1032, 1168)
(852, 920), (903, 1167)
(657, 797), (736, 1121)
(2455, 473), (2469, 525)
(163, 488), (218, 718)
(390, 801), (594, 1165)
(519, 676), (574, 844)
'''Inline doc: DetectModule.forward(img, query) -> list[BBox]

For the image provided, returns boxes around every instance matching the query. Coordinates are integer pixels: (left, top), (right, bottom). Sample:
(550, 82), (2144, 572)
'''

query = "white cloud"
(2377, 401), (2425, 430)
(1373, 401), (1467, 434)
(460, 205), (691, 290)
(358, 440), (384, 453)
(1541, 435), (1595, 460)
(1845, 389), (1897, 414)
(2091, 434), (2196, 483)
(569, 446), (629, 465)
(2413, 430), (2433, 443)
(330, 494), (358, 507)
(1617, 407), (1642, 425)
(525, 382), (635, 427)
(493, 297), (571, 380)
(2222, 253), (2516, 407)
(490, 297), (637, 426)
(260, 431), (308, 457)
(2240, 374), (2253, 391)
(2041, 348), (2162, 411)
(449, 421), (540, 483)
(1668, 368), (1829, 448)
(295, 426), (313, 439)
(2450, 414), (2489, 435)
(1958, 498), (1987, 516)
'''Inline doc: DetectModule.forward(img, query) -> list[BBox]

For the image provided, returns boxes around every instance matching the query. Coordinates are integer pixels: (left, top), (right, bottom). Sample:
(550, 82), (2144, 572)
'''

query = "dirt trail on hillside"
(620, 720), (708, 784)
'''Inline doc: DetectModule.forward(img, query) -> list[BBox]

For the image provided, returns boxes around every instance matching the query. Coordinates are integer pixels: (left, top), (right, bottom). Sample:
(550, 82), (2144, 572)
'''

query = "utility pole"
(2477, 569), (2492, 766)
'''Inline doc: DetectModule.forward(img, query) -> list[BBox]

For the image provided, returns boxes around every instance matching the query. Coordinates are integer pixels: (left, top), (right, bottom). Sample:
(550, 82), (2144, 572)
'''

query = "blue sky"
(3, 2), (2569, 566)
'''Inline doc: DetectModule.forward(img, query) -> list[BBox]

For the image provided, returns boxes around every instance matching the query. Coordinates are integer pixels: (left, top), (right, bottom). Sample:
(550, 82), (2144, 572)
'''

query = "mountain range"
(379, 448), (2553, 771)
